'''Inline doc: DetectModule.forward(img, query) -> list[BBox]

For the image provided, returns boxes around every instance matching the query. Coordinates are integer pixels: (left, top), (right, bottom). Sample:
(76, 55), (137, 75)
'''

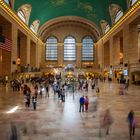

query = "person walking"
(127, 110), (137, 139)
(102, 109), (113, 135)
(85, 96), (89, 112)
(79, 96), (85, 112)
(9, 123), (18, 140)
(32, 96), (37, 110)
(61, 87), (65, 102)
(96, 87), (100, 97)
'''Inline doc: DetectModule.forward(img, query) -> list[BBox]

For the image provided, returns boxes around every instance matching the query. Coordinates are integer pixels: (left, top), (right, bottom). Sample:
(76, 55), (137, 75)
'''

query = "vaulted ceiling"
(14, 0), (127, 29)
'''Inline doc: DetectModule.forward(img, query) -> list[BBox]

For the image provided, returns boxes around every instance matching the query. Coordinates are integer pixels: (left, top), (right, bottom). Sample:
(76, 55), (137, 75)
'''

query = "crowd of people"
(6, 75), (138, 140)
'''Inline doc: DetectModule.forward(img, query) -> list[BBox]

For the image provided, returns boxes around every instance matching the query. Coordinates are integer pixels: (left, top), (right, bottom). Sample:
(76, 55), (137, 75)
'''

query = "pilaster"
(76, 43), (82, 68)
(11, 24), (18, 73)
(123, 24), (130, 63)
(109, 37), (114, 66)
(58, 43), (63, 66)
(27, 36), (30, 65)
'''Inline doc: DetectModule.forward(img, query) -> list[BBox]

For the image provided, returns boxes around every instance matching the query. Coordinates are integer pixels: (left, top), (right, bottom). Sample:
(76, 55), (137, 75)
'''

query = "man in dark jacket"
(128, 110), (135, 139)
(79, 96), (85, 112)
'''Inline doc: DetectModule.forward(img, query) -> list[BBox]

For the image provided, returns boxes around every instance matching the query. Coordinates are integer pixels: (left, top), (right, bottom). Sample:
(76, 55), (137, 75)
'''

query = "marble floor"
(0, 81), (140, 140)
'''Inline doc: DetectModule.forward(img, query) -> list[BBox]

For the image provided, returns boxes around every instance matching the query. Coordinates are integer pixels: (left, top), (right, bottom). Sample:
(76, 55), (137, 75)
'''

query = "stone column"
(123, 24), (131, 80)
(100, 42), (104, 68)
(36, 40), (43, 68)
(27, 36), (30, 65)
(94, 43), (98, 68)
(123, 24), (130, 64)
(138, 25), (140, 61)
(76, 43), (82, 68)
(58, 43), (63, 66)
(30, 41), (36, 67)
(109, 37), (114, 66)
(113, 37), (120, 65)
(41, 43), (46, 67)
(96, 39), (103, 70)
(0, 50), (2, 75)
(11, 24), (18, 73)
(35, 43), (39, 68)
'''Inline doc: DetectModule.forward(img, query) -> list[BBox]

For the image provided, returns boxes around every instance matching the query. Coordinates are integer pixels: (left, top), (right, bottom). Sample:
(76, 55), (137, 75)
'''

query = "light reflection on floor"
(0, 82), (140, 140)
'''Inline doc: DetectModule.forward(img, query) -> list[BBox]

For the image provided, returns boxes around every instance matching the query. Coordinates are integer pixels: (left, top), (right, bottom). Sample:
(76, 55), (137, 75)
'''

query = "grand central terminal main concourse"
(0, 0), (140, 140)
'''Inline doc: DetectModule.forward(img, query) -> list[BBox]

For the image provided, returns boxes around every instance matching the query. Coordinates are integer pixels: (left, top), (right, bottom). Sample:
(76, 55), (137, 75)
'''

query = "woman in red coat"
(85, 96), (89, 112)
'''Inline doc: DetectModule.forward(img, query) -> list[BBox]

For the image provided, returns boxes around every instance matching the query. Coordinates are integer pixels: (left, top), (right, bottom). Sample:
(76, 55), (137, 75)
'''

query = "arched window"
(46, 37), (58, 61)
(114, 10), (123, 23)
(105, 24), (110, 33)
(17, 10), (26, 23)
(64, 36), (76, 61)
(130, 0), (138, 6)
(82, 36), (94, 61)
(30, 24), (35, 33)
(4, 0), (10, 5)
(30, 20), (40, 33)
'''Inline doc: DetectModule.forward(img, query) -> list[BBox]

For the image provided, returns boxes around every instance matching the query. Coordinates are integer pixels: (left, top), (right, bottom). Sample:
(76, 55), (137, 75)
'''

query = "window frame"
(105, 24), (110, 34)
(30, 24), (35, 33)
(82, 36), (94, 62)
(4, 0), (10, 5)
(45, 36), (58, 61)
(130, 0), (138, 6)
(17, 10), (26, 23)
(114, 10), (123, 23)
(64, 36), (76, 61)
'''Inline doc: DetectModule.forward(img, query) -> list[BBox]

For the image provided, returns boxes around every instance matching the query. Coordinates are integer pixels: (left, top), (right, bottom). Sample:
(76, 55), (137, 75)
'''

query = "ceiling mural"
(14, 0), (127, 30)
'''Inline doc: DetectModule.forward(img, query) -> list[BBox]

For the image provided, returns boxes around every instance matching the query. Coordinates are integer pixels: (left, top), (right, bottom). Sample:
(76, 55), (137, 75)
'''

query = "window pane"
(105, 24), (110, 33)
(64, 36), (76, 61)
(130, 0), (137, 6)
(17, 10), (26, 23)
(82, 36), (94, 61)
(46, 37), (58, 61)
(4, 0), (10, 5)
(30, 24), (35, 33)
(114, 10), (123, 23)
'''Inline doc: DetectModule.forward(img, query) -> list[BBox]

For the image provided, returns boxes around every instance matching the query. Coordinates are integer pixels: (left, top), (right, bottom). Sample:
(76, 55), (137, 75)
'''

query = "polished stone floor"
(0, 81), (140, 140)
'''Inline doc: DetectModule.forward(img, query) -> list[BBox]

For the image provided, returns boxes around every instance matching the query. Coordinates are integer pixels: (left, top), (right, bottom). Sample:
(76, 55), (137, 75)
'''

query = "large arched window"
(114, 10), (123, 23)
(82, 36), (94, 61)
(64, 36), (76, 61)
(46, 37), (58, 61)
(30, 24), (35, 33)
(17, 4), (32, 25)
(30, 20), (40, 33)
(130, 0), (138, 6)
(105, 24), (110, 33)
(17, 10), (26, 23)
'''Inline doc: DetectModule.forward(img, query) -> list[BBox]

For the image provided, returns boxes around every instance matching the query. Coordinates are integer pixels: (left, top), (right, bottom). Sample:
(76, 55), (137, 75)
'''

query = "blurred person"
(79, 96), (85, 112)
(127, 110), (137, 139)
(32, 96), (37, 110)
(96, 87), (100, 97)
(102, 109), (113, 135)
(85, 96), (89, 112)
(46, 84), (49, 98)
(39, 84), (43, 98)
(9, 122), (18, 140)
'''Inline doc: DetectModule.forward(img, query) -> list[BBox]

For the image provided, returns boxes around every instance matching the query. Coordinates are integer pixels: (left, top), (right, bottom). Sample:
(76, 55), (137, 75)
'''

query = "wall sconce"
(16, 58), (21, 66)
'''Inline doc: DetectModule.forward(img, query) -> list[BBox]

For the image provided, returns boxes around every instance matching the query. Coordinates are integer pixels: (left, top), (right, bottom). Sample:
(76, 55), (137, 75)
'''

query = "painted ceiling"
(14, 0), (127, 28)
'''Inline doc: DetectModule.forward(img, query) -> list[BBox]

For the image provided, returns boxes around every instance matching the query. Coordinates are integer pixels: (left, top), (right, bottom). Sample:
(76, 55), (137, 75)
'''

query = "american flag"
(0, 35), (12, 52)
